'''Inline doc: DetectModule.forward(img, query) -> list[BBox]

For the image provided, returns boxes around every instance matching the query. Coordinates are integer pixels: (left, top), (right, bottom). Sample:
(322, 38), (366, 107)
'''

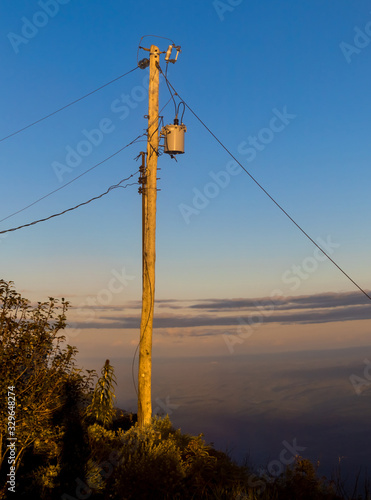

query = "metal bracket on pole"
(138, 152), (147, 195)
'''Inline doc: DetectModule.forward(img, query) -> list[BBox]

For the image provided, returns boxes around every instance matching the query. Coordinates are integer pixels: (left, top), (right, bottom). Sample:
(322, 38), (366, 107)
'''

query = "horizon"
(76, 344), (371, 487)
(1, 0), (370, 494)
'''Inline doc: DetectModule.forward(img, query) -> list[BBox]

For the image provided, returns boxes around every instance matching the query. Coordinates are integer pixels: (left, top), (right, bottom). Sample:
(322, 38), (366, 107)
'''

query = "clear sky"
(1, 1), (370, 357)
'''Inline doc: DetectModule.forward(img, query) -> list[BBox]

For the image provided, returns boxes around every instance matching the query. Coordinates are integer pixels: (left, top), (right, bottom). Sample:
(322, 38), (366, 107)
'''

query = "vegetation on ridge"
(0, 280), (368, 499)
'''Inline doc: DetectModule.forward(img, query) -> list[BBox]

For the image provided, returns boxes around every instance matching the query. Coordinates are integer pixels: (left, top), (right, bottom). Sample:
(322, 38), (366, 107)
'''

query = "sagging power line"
(0, 95), (175, 226)
(158, 66), (371, 303)
(0, 172), (139, 235)
(0, 66), (139, 143)
(0, 134), (145, 225)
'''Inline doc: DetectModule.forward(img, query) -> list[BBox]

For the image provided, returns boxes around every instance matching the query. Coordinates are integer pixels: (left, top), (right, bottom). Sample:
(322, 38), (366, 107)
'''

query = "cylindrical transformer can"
(163, 124), (187, 154)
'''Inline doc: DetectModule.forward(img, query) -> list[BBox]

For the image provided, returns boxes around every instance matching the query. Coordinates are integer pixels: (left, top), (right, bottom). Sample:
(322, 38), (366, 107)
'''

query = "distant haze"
(78, 345), (371, 490)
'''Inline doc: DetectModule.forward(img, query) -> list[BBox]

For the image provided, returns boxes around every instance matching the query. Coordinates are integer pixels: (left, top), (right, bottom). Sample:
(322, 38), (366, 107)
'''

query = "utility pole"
(138, 45), (159, 428)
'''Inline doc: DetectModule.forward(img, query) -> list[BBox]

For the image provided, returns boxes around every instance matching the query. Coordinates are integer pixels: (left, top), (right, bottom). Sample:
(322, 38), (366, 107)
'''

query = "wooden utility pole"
(138, 45), (159, 428)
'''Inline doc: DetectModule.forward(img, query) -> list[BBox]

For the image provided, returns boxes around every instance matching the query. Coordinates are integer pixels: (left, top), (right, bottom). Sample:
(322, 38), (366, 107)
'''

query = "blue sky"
(0, 0), (370, 356)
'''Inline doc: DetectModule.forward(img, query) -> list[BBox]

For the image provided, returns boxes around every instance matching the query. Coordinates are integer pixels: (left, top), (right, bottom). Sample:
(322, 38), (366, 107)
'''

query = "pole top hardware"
(138, 58), (150, 69)
(165, 44), (181, 64)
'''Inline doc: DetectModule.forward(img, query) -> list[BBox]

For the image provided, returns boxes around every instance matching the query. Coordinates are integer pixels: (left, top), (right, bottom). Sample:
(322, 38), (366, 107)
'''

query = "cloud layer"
(67, 290), (371, 332)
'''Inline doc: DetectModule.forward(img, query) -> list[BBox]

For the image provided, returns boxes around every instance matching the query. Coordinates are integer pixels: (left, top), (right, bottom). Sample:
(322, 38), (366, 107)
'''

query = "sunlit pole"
(138, 45), (159, 428)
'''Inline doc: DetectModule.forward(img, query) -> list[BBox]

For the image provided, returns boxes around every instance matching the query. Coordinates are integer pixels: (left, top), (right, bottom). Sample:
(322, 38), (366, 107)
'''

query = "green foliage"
(264, 456), (342, 500)
(105, 415), (250, 499)
(86, 359), (117, 428)
(87, 417), (361, 500)
(0, 280), (369, 499)
(108, 416), (185, 499)
(0, 280), (93, 499)
(87, 422), (124, 463)
(28, 463), (62, 498)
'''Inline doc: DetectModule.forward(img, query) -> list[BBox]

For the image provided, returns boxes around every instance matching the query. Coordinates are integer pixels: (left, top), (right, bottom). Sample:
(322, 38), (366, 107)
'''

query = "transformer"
(161, 122), (187, 155)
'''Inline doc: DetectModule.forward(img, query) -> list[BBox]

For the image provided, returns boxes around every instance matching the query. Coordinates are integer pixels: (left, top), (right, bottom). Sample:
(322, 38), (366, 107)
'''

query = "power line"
(0, 94), (174, 225)
(0, 172), (139, 235)
(163, 66), (177, 116)
(0, 66), (139, 143)
(0, 134), (145, 225)
(159, 67), (371, 303)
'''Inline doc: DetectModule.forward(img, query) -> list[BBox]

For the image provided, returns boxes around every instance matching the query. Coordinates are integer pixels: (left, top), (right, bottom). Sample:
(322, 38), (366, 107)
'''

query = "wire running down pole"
(138, 45), (160, 428)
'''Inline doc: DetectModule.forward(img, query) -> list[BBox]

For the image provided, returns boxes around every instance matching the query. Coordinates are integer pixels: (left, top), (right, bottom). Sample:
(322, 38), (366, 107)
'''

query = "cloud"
(188, 291), (371, 312)
(66, 290), (371, 332)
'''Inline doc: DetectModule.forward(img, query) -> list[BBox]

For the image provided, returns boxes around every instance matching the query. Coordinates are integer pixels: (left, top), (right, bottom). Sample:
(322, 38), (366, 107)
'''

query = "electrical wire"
(0, 66), (139, 143)
(0, 134), (145, 225)
(0, 96), (172, 226)
(1, 92), (173, 226)
(131, 255), (154, 398)
(130, 96), (175, 397)
(129, 92), (173, 398)
(137, 35), (175, 65)
(158, 66), (371, 303)
(163, 65), (178, 116)
(176, 101), (186, 123)
(146, 95), (173, 132)
(0, 172), (139, 235)
(145, 97), (172, 160)
(148, 124), (160, 160)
